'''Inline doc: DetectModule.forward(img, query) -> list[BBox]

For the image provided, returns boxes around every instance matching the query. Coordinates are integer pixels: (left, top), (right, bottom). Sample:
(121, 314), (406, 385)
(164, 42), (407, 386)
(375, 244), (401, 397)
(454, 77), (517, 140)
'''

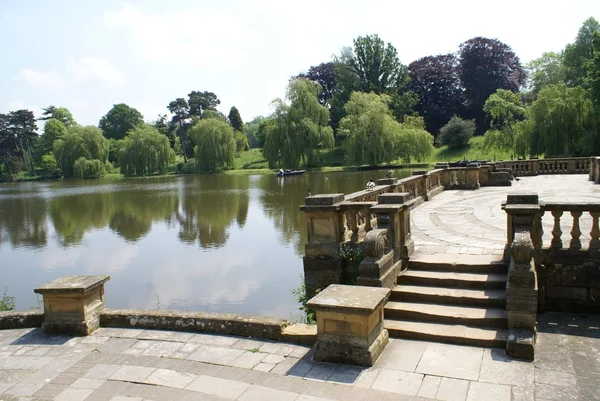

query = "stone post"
(300, 194), (346, 300)
(34, 276), (110, 336)
(502, 193), (541, 360)
(357, 228), (397, 288)
(370, 193), (415, 265)
(307, 284), (390, 366)
(465, 163), (481, 189)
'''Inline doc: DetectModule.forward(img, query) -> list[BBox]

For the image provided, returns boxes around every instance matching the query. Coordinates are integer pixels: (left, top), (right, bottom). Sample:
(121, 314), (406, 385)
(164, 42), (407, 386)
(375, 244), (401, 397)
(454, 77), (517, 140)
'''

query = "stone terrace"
(411, 175), (600, 256)
(0, 312), (597, 401)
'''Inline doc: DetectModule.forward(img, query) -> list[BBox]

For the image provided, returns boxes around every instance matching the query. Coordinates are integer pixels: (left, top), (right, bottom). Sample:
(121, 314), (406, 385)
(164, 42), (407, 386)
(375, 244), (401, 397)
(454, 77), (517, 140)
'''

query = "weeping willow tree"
(340, 92), (433, 166)
(529, 84), (596, 156)
(118, 125), (174, 176)
(263, 78), (334, 169)
(53, 125), (109, 178)
(188, 118), (235, 173)
(482, 89), (528, 159)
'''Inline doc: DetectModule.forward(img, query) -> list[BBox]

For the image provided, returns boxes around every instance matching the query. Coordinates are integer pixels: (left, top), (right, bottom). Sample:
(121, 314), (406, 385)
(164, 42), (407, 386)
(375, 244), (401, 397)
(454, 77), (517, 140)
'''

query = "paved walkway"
(0, 312), (598, 401)
(411, 175), (600, 256)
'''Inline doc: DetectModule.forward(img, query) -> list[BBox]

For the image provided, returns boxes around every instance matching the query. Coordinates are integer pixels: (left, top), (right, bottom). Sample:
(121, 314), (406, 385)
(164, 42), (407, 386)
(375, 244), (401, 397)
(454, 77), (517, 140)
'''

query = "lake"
(0, 169), (412, 320)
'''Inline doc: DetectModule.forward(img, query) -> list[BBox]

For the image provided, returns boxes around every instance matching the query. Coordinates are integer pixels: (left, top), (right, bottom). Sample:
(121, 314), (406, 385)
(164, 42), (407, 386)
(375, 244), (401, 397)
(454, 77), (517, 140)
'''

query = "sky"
(1, 1), (599, 127)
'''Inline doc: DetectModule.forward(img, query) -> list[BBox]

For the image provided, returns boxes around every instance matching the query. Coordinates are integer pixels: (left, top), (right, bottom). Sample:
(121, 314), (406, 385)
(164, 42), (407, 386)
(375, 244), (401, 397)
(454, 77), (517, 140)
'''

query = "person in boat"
(366, 178), (375, 190)
(279, 169), (284, 175)
(385, 170), (393, 178)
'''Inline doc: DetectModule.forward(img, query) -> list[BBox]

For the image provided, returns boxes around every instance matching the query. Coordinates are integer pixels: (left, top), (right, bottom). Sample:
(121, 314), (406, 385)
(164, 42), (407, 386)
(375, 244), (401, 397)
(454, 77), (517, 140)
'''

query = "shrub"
(0, 287), (15, 311)
(73, 157), (105, 179)
(40, 153), (61, 179)
(437, 116), (475, 149)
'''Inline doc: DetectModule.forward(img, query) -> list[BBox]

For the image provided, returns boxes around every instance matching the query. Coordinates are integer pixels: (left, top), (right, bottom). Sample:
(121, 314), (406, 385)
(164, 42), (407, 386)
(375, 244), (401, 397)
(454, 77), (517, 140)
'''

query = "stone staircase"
(384, 254), (509, 348)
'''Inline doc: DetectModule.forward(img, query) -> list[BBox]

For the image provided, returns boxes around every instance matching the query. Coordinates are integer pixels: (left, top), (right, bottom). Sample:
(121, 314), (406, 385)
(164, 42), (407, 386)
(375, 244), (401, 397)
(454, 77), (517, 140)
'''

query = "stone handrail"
(497, 157), (590, 177)
(540, 202), (600, 252)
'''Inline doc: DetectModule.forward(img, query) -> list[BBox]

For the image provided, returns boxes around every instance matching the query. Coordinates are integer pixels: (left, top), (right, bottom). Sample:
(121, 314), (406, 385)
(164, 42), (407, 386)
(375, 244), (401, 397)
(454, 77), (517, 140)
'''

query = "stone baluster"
(589, 211), (600, 251)
(370, 193), (414, 267)
(363, 207), (373, 232)
(347, 209), (359, 242)
(550, 210), (563, 249)
(569, 211), (583, 250)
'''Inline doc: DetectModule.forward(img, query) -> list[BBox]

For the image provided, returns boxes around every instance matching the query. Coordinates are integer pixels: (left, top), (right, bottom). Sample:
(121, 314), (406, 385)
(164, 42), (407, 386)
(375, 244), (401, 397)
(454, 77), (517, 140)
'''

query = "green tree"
(529, 84), (596, 156)
(263, 78), (334, 168)
(255, 118), (275, 148)
(564, 17), (600, 87)
(53, 126), (109, 178)
(526, 52), (566, 96)
(8, 110), (38, 173)
(73, 157), (105, 179)
(332, 35), (416, 124)
(39, 106), (76, 127)
(244, 116), (265, 148)
(98, 103), (144, 140)
(36, 118), (67, 160)
(587, 31), (600, 109)
(437, 116), (475, 149)
(228, 106), (244, 132)
(189, 118), (235, 173)
(340, 92), (432, 166)
(483, 89), (528, 158)
(188, 91), (220, 117)
(167, 98), (190, 162)
(118, 125), (175, 176)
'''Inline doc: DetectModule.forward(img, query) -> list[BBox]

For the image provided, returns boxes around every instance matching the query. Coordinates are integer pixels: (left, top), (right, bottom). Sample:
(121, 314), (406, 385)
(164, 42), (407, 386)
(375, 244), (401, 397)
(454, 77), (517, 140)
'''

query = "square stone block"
(34, 276), (110, 336)
(307, 284), (391, 366)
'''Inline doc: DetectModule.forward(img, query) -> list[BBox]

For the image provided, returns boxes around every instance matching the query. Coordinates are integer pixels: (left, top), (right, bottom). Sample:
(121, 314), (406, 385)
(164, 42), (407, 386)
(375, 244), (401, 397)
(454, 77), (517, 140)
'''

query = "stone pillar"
(502, 193), (541, 360)
(34, 276), (110, 336)
(465, 164), (481, 189)
(307, 284), (390, 366)
(300, 194), (346, 299)
(371, 193), (415, 264)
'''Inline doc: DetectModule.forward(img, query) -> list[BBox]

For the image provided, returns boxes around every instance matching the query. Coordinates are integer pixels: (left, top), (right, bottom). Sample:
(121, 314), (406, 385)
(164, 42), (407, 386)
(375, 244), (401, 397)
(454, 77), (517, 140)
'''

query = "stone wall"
(0, 310), (43, 330)
(100, 309), (289, 341)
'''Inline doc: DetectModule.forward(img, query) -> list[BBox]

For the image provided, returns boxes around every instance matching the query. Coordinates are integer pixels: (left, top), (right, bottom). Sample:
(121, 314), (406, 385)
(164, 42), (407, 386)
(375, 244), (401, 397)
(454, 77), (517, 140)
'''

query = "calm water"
(0, 169), (412, 319)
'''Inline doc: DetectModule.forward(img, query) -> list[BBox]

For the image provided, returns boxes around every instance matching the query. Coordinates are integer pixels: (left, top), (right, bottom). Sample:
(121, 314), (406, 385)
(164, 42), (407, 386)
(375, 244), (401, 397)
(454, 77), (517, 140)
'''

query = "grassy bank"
(1, 137), (513, 183)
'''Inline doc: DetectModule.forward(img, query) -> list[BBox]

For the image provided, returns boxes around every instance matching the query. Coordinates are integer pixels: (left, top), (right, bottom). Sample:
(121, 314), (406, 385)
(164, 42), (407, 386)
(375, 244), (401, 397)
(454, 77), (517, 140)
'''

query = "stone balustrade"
(540, 202), (600, 252)
(591, 157), (600, 183)
(497, 157), (591, 177)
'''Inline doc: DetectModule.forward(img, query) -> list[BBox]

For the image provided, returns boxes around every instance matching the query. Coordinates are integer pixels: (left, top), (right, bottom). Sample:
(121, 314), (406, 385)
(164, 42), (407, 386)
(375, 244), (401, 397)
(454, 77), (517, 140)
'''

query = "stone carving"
(511, 230), (534, 266)
(363, 229), (389, 258)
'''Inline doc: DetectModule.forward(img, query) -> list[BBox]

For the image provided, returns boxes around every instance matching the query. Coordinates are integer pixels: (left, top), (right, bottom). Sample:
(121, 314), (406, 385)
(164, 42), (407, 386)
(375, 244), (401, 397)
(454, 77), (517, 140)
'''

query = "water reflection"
(0, 169), (413, 316)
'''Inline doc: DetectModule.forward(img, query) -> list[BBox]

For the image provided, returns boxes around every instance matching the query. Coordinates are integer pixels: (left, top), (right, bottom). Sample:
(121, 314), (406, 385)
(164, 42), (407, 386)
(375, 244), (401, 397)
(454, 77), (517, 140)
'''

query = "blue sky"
(1, 1), (599, 127)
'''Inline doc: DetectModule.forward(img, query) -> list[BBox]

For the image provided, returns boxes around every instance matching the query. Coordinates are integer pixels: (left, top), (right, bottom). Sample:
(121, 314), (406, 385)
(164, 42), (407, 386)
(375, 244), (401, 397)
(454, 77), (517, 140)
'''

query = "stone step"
(385, 301), (508, 328)
(400, 271), (507, 290)
(391, 285), (506, 308)
(408, 253), (508, 274)
(384, 319), (508, 348)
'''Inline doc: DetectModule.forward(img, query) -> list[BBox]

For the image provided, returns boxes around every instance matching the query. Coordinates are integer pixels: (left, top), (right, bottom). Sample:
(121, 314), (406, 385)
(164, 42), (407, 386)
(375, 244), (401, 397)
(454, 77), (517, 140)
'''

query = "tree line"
(1, 17), (599, 179)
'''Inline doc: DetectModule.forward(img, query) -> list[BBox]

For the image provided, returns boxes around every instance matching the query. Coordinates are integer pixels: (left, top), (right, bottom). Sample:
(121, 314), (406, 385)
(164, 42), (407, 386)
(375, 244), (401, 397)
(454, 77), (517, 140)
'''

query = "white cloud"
(7, 100), (26, 110)
(67, 57), (124, 85)
(15, 68), (65, 89)
(103, 4), (253, 68)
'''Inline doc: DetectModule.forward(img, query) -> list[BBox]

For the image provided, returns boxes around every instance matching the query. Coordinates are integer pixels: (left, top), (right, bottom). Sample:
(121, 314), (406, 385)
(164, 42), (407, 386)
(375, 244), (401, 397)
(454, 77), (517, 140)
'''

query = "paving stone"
(230, 351), (267, 369)
(0, 382), (14, 393)
(188, 334), (239, 346)
(296, 395), (337, 401)
(185, 374), (250, 398)
(84, 364), (122, 379)
(82, 336), (111, 345)
(4, 381), (44, 396)
(416, 343), (483, 380)
(271, 356), (300, 375)
(327, 365), (364, 385)
(97, 338), (138, 354)
(70, 377), (106, 389)
(511, 386), (534, 401)
(0, 369), (35, 383)
(262, 353), (285, 364)
(436, 377), (469, 401)
(253, 362), (276, 372)
(144, 368), (195, 389)
(466, 381), (511, 401)
(137, 330), (194, 342)
(374, 339), (427, 372)
(534, 382), (579, 401)
(478, 348), (534, 388)
(354, 368), (380, 388)
(371, 368), (423, 396)
(288, 359), (316, 377)
(55, 387), (94, 401)
(21, 368), (59, 383)
(417, 375), (440, 398)
(534, 368), (577, 387)
(232, 338), (266, 351)
(187, 344), (244, 365)
(141, 341), (184, 357)
(237, 384), (299, 401)
(109, 365), (156, 382)
(305, 363), (336, 381)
